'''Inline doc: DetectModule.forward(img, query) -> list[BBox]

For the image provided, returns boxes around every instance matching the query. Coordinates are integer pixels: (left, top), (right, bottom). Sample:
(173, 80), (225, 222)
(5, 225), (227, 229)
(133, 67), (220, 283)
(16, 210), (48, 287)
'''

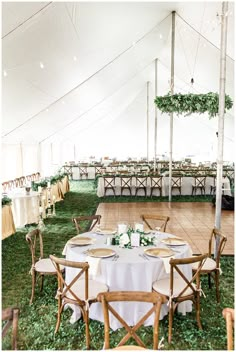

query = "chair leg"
(84, 309), (90, 349)
(30, 271), (36, 304)
(195, 295), (203, 330)
(55, 299), (63, 333)
(40, 274), (44, 291)
(215, 271), (220, 303)
(168, 304), (174, 343)
(208, 273), (212, 289)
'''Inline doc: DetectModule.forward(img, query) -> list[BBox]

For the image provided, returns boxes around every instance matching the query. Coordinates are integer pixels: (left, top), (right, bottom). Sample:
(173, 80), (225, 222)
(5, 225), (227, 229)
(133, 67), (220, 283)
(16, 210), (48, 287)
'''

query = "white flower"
(119, 233), (130, 247)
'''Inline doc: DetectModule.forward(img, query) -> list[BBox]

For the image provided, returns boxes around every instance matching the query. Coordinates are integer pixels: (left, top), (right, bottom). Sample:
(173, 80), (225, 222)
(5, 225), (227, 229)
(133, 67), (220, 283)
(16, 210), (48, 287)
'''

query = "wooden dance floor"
(96, 202), (234, 255)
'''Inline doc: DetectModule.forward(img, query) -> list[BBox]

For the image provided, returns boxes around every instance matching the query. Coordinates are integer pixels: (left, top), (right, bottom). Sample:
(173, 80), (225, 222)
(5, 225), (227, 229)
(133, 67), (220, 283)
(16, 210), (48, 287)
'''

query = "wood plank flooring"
(96, 202), (234, 255)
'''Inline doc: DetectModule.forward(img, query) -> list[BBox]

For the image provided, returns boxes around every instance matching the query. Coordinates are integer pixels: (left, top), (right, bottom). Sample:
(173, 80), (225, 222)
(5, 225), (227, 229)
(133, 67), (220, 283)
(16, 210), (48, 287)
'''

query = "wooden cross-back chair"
(104, 176), (116, 196)
(140, 214), (170, 232)
(26, 229), (64, 304)
(120, 176), (133, 196)
(152, 253), (208, 343)
(50, 255), (108, 349)
(95, 165), (103, 177)
(192, 176), (207, 195)
(135, 176), (148, 197)
(79, 165), (88, 179)
(192, 228), (227, 303)
(222, 308), (235, 350)
(72, 215), (101, 235)
(171, 175), (182, 195)
(97, 291), (163, 350)
(149, 175), (162, 197)
(2, 307), (20, 350)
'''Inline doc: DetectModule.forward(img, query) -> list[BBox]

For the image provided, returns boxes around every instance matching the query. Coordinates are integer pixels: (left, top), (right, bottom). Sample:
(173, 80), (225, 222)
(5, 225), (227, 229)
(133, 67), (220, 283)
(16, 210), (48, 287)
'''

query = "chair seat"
(35, 258), (64, 273)
(153, 276), (196, 297)
(192, 257), (216, 271)
(66, 279), (108, 301)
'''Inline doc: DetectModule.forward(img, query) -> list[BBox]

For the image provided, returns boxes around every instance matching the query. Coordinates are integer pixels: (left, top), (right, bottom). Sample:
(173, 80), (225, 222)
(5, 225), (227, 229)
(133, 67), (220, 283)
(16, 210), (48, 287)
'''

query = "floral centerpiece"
(114, 227), (155, 248)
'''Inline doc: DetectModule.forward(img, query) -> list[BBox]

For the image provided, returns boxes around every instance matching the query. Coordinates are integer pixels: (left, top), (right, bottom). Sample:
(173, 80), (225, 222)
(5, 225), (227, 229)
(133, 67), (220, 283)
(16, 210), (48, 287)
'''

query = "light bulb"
(40, 62), (44, 69)
(3, 70), (7, 77)
(159, 34), (163, 39)
(73, 56), (77, 61)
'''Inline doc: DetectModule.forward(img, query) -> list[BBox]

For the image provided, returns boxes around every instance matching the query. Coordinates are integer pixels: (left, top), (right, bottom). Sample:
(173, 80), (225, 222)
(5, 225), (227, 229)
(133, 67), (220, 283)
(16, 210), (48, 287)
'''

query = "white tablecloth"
(63, 231), (193, 330)
(97, 176), (232, 197)
(8, 189), (40, 227)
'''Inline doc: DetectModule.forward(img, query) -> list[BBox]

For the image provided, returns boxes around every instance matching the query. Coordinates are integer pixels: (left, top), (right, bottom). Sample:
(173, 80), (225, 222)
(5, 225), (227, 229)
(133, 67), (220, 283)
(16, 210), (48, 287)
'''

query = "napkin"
(86, 256), (101, 278)
(162, 256), (175, 274)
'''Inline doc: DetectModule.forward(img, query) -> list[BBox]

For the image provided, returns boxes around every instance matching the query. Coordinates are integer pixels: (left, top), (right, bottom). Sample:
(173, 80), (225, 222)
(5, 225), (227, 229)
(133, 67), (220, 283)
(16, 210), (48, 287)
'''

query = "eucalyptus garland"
(154, 92), (233, 118)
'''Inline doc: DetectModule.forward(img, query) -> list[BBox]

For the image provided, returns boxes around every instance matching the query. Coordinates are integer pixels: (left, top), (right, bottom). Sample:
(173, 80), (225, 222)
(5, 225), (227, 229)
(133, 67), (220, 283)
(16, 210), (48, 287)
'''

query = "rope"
(192, 3), (206, 78)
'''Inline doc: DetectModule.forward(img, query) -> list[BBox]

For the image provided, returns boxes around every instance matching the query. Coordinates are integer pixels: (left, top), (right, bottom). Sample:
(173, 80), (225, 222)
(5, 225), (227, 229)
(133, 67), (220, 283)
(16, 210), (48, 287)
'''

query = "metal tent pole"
(169, 11), (176, 202)
(215, 2), (229, 241)
(147, 81), (150, 162)
(154, 59), (158, 172)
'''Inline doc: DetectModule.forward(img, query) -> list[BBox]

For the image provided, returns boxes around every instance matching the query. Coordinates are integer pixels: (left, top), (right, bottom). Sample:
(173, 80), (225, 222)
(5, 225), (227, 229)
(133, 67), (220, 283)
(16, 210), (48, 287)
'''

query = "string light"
(3, 70), (7, 77)
(62, 101), (65, 105)
(39, 62), (44, 69)
(73, 56), (77, 61)
(46, 108), (49, 112)
(159, 34), (163, 39)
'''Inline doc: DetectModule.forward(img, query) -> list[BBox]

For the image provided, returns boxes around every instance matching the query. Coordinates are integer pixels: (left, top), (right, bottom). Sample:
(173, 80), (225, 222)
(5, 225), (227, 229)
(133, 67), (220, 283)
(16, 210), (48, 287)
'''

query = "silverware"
(139, 253), (149, 260)
(112, 254), (119, 261)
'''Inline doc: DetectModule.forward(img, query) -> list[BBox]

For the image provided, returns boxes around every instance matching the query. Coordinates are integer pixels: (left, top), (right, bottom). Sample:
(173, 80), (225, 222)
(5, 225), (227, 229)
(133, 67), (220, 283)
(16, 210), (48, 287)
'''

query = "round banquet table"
(63, 231), (193, 330)
(8, 189), (40, 228)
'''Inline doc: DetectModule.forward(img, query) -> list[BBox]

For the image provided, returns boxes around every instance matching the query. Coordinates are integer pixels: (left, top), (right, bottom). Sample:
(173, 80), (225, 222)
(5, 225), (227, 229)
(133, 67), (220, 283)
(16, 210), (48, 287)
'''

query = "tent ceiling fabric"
(2, 1), (234, 161)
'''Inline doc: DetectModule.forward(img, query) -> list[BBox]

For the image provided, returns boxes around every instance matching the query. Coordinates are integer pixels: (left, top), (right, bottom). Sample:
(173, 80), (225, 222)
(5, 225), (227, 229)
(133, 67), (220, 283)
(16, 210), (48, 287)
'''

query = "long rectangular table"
(97, 175), (231, 197)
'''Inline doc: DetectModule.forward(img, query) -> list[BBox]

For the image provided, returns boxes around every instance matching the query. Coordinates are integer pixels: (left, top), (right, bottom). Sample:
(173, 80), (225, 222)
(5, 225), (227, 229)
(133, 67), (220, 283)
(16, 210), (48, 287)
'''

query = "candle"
(47, 181), (51, 188)
(117, 223), (128, 234)
(38, 186), (42, 193)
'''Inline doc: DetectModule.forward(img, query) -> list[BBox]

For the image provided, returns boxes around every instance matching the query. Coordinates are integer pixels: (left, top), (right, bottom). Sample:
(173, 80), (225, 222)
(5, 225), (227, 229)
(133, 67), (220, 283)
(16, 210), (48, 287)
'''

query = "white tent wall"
(1, 2), (234, 181)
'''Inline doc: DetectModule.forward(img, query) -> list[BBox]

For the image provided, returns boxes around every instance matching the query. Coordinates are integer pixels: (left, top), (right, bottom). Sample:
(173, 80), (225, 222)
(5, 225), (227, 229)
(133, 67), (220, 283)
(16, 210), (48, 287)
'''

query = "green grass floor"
(2, 181), (234, 350)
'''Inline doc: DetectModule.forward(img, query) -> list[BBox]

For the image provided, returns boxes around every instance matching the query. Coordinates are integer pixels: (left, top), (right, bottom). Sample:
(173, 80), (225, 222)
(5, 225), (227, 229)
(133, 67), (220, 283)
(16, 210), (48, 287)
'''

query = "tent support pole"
(147, 81), (150, 162)
(215, 2), (228, 256)
(38, 142), (42, 176)
(20, 142), (23, 177)
(169, 11), (175, 202)
(154, 59), (158, 172)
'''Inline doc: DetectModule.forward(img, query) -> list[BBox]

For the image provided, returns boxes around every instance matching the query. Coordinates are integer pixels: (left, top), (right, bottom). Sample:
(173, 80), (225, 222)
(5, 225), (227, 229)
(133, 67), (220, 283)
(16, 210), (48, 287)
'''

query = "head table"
(63, 231), (193, 330)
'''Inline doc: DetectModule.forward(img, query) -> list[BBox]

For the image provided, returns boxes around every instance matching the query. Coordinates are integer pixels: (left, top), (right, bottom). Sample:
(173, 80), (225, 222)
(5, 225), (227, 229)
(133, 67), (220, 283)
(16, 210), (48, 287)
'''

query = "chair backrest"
(49, 255), (89, 305)
(209, 228), (227, 267)
(140, 214), (170, 232)
(222, 308), (235, 350)
(2, 307), (20, 350)
(104, 176), (116, 188)
(121, 176), (132, 187)
(72, 215), (101, 234)
(169, 254), (208, 300)
(171, 176), (182, 187)
(150, 175), (162, 188)
(194, 176), (206, 187)
(26, 229), (44, 266)
(97, 291), (163, 350)
(135, 176), (147, 188)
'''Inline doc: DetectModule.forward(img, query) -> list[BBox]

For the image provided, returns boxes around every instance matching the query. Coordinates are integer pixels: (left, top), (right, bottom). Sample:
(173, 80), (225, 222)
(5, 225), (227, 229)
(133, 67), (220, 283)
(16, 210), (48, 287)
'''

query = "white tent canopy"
(1, 1), (234, 180)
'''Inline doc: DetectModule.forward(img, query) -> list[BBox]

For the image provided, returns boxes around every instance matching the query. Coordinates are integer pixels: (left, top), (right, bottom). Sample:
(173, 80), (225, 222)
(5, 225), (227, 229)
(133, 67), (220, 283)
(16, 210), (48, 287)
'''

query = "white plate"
(86, 248), (116, 258)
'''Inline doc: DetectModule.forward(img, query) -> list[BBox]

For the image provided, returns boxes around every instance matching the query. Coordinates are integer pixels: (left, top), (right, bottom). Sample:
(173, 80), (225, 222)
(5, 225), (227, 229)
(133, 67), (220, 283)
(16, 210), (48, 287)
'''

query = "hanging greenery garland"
(154, 92), (233, 118)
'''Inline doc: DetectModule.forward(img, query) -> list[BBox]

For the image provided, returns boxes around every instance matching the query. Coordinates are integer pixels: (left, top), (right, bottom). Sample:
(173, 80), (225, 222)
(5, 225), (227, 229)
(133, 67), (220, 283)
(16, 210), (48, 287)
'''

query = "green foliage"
(154, 92), (233, 118)
(32, 173), (70, 191)
(2, 196), (12, 207)
(2, 180), (234, 350)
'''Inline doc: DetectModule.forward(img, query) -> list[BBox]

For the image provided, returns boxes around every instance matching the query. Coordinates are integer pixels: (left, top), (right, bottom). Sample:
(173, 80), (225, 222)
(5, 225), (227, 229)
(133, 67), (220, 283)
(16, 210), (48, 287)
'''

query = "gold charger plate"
(68, 237), (94, 246)
(86, 248), (116, 258)
(144, 247), (174, 258)
(96, 228), (116, 235)
(161, 237), (187, 246)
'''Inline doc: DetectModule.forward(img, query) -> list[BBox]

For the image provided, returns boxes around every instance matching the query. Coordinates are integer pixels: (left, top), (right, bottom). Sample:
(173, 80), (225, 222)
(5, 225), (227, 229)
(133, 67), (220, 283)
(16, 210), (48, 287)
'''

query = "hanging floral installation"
(154, 92), (233, 118)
